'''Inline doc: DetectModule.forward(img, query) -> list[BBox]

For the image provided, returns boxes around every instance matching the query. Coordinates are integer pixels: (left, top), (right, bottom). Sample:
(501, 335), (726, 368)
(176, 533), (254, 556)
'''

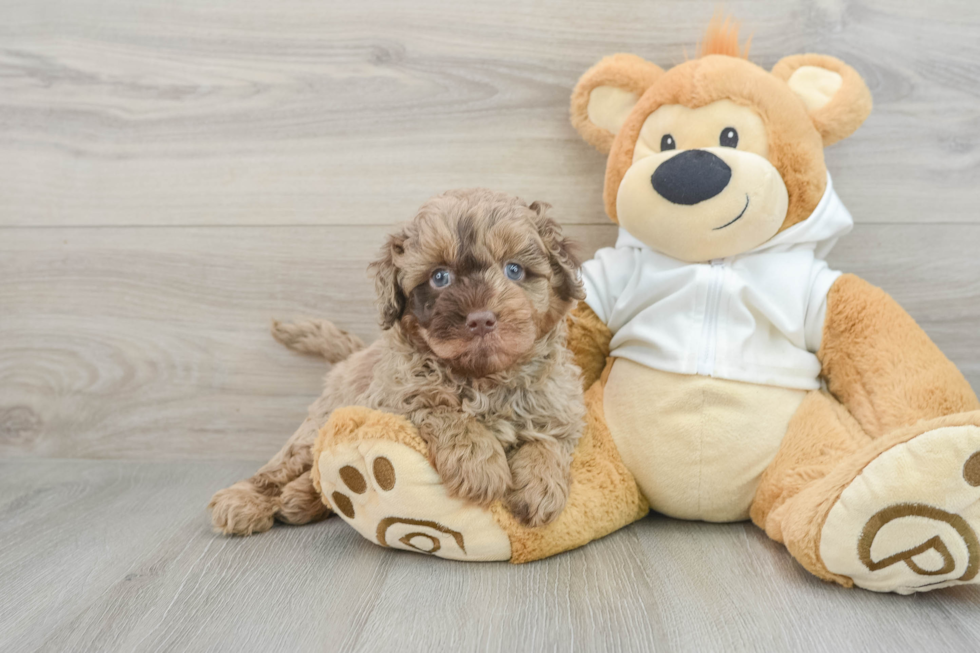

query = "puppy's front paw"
(506, 442), (571, 527)
(506, 474), (569, 527)
(433, 443), (512, 507)
(208, 481), (279, 536)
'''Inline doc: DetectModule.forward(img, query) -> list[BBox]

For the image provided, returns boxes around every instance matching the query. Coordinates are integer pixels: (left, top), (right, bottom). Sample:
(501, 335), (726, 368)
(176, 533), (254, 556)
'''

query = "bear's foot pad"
(821, 425), (980, 593)
(316, 431), (512, 562)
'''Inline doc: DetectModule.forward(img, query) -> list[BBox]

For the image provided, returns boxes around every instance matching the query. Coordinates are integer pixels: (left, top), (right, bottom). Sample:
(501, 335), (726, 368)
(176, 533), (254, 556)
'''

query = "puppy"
(209, 189), (586, 534)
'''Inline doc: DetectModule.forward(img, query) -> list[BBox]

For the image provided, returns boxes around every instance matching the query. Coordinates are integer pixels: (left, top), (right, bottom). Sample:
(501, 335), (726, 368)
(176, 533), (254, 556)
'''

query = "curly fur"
(209, 189), (586, 534)
(271, 318), (365, 363)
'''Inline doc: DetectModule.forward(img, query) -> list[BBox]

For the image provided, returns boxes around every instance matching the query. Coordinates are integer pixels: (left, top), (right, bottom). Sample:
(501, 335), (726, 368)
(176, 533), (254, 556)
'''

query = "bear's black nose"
(651, 150), (732, 205)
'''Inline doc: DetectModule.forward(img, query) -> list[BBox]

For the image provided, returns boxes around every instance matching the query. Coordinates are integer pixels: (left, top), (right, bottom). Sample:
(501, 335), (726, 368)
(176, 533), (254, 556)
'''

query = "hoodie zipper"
(696, 259), (725, 376)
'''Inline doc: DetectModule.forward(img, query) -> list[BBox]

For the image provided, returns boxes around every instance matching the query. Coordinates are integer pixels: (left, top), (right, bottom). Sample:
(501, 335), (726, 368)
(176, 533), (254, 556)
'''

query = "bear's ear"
(772, 54), (872, 146)
(571, 53), (663, 154)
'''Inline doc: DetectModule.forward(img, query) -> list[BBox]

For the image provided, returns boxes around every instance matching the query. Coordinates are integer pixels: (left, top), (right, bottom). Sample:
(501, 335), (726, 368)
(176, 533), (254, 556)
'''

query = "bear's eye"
(660, 134), (676, 151)
(720, 127), (739, 148)
(504, 262), (525, 282)
(430, 268), (453, 289)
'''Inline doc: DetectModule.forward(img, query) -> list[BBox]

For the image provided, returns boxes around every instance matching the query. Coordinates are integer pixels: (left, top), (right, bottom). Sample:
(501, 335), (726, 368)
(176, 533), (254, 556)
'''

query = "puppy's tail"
(271, 318), (365, 364)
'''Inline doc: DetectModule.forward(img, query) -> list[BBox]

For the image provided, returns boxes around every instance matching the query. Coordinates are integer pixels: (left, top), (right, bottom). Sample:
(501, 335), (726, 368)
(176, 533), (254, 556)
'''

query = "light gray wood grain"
(2, 223), (979, 461)
(0, 0), (978, 228)
(0, 460), (978, 653)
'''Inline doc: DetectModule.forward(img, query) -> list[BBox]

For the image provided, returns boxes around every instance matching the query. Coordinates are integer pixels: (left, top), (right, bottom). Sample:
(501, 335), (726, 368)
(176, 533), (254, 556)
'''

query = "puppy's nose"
(651, 149), (731, 205)
(466, 311), (497, 336)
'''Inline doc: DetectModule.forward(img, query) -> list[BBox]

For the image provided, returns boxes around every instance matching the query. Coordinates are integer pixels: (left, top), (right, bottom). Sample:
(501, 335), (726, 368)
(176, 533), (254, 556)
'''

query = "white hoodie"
(582, 174), (852, 391)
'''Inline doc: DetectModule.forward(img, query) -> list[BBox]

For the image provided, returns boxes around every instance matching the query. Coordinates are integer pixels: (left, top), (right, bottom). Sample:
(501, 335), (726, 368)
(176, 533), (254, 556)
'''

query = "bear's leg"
(751, 390), (871, 547)
(313, 381), (648, 562)
(754, 394), (980, 593)
(752, 275), (980, 593)
(820, 274), (980, 438)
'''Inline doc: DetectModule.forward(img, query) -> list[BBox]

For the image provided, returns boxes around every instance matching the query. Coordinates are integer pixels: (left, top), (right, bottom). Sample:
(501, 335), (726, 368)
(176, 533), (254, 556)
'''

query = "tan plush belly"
(603, 359), (806, 522)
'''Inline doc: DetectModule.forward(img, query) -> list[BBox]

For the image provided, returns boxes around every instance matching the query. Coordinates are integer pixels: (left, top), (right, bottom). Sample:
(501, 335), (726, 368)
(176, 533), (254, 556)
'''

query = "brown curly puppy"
(209, 189), (586, 534)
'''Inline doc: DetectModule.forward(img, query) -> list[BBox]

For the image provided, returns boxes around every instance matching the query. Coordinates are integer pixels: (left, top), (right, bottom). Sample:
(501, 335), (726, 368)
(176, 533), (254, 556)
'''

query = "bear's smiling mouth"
(713, 194), (750, 231)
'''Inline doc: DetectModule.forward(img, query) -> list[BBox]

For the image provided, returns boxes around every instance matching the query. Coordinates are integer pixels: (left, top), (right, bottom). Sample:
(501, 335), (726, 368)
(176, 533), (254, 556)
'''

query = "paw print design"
(821, 424), (980, 593)
(314, 412), (512, 562)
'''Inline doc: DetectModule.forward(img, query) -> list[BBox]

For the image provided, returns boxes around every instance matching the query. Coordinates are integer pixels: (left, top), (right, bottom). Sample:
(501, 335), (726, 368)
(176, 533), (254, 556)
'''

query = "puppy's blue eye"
(430, 269), (452, 288)
(505, 262), (525, 281)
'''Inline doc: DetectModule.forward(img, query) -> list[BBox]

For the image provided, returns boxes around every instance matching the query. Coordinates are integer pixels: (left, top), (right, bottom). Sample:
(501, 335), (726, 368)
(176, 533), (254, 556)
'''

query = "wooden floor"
(2, 0), (980, 650)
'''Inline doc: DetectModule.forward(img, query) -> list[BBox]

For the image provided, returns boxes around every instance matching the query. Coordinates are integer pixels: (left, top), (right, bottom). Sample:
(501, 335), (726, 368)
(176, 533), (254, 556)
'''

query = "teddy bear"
(311, 18), (980, 594)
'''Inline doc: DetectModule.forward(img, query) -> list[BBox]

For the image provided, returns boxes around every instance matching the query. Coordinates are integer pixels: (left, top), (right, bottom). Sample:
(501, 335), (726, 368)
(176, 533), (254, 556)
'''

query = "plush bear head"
(570, 17), (873, 262)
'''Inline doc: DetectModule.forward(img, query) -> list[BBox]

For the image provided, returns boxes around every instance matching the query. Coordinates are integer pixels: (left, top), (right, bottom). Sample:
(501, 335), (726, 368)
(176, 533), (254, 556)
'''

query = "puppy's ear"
(529, 201), (585, 303)
(370, 230), (408, 329)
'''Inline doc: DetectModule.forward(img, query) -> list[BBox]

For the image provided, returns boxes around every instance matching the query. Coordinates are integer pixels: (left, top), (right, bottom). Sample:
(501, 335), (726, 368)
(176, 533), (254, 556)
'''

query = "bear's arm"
(566, 300), (612, 391)
(569, 245), (639, 389)
(817, 273), (979, 438)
